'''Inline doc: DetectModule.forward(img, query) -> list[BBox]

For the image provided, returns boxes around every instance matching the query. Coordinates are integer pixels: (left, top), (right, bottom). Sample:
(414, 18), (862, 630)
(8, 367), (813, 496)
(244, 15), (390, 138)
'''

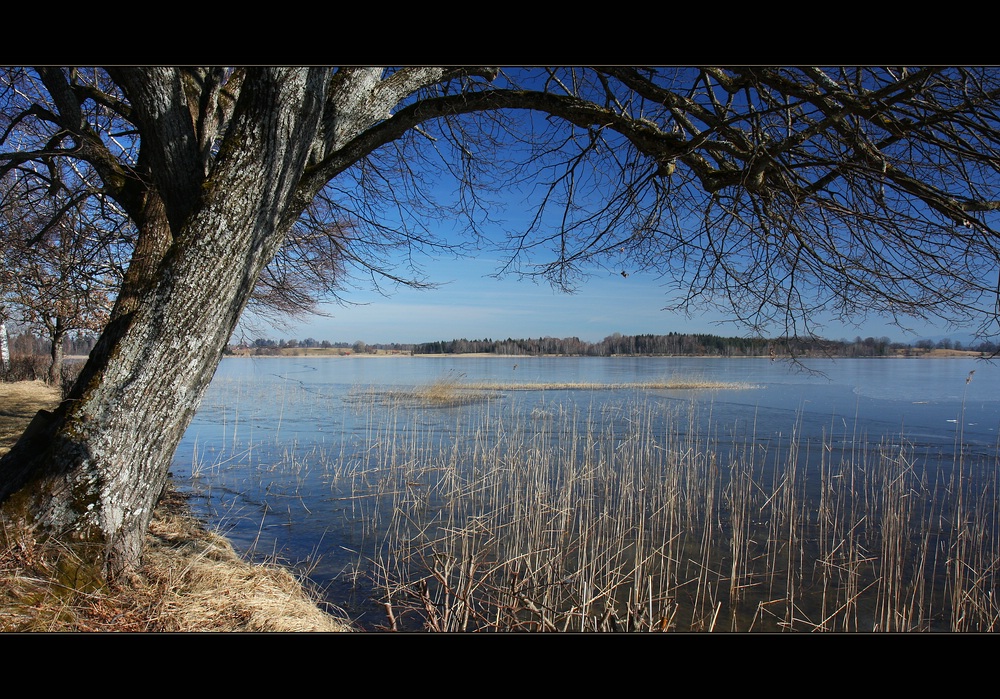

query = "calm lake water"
(170, 355), (1000, 630)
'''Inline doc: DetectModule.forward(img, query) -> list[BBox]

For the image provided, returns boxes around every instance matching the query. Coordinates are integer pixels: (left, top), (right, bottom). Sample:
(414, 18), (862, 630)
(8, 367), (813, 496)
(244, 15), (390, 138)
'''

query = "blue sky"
(240, 252), (968, 347)
(234, 70), (989, 349)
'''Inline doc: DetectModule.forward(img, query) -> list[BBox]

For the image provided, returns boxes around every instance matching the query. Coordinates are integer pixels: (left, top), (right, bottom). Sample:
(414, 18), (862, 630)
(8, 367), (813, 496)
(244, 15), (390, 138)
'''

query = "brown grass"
(350, 376), (755, 409)
(0, 380), (353, 633)
(918, 348), (982, 358)
(470, 379), (757, 391)
(0, 380), (61, 457)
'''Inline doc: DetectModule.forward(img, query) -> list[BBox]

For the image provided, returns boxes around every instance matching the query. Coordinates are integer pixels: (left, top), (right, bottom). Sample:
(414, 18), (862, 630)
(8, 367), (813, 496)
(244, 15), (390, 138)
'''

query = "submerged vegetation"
(346, 376), (756, 409)
(185, 373), (1000, 632)
(328, 388), (1000, 631)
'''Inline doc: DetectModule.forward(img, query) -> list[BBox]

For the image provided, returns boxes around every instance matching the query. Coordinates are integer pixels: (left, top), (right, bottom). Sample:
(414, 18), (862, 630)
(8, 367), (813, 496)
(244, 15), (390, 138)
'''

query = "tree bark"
(46, 317), (64, 386)
(0, 68), (328, 580)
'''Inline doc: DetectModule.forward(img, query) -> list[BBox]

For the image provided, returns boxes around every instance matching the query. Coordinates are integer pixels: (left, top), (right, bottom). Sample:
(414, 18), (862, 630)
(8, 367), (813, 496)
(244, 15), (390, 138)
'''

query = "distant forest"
(230, 332), (998, 358)
(410, 333), (994, 357)
(5, 328), (998, 361)
(3, 329), (101, 358)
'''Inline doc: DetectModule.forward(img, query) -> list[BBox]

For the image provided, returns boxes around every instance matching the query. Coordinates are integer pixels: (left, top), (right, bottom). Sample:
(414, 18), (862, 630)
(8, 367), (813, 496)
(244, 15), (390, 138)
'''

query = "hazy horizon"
(234, 254), (980, 347)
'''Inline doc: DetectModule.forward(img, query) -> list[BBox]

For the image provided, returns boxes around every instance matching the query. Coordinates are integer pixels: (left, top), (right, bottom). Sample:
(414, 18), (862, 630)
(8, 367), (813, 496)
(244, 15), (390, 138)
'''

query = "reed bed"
(186, 375), (1000, 632)
(324, 389), (999, 632)
(345, 375), (757, 410)
(469, 380), (759, 391)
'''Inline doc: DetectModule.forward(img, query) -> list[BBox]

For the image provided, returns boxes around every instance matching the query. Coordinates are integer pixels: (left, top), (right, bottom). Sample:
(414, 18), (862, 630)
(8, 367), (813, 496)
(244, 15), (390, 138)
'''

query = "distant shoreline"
(222, 348), (984, 360)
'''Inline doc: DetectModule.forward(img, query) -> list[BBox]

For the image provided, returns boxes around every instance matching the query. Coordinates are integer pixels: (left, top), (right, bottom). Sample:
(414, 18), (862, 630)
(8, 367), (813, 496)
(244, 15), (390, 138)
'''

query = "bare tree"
(0, 191), (122, 384)
(0, 67), (998, 581)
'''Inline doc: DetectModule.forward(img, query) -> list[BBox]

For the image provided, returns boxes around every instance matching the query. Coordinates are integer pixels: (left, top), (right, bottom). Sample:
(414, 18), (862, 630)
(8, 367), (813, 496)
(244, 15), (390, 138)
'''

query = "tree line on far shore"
(4, 328), (994, 379)
(225, 332), (997, 358)
(410, 333), (993, 357)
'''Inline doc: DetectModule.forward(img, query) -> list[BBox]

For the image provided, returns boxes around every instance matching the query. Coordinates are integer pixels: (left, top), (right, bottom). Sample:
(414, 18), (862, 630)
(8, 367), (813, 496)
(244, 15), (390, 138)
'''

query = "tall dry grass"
(311, 380), (1000, 632)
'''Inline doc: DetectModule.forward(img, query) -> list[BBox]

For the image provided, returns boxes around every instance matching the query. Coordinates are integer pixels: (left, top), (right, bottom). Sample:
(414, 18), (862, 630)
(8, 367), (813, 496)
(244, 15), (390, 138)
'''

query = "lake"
(170, 355), (1000, 631)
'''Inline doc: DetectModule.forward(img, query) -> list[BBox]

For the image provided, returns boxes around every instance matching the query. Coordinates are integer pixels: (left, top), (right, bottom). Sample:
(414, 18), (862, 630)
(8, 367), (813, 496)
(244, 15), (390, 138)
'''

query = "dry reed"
(318, 385), (1000, 632)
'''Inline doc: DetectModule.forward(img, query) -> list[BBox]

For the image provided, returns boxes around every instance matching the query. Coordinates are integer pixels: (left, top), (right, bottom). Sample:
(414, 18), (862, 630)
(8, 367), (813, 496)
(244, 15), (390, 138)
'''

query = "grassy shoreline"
(0, 381), (352, 633)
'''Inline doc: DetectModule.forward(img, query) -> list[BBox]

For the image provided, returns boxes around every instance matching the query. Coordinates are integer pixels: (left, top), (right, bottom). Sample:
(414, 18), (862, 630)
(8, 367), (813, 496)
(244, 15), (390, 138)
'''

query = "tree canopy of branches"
(0, 177), (124, 382)
(0, 66), (998, 581)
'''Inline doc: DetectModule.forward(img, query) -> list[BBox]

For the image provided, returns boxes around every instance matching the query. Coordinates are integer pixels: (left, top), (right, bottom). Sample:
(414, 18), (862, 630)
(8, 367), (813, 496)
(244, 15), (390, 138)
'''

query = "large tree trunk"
(0, 69), (328, 580)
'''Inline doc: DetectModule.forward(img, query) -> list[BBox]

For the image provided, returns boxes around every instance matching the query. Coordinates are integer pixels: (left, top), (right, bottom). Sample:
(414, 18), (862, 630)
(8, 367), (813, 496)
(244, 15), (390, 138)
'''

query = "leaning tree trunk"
(0, 70), (326, 581)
